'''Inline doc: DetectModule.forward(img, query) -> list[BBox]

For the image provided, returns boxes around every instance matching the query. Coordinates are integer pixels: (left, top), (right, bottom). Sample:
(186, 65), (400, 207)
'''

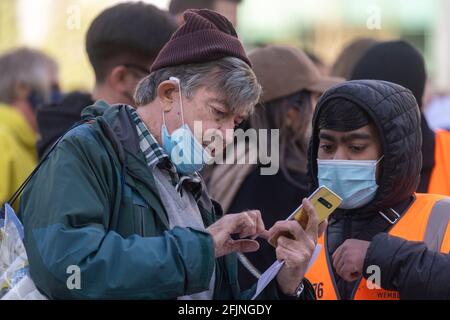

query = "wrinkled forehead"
(192, 85), (254, 119)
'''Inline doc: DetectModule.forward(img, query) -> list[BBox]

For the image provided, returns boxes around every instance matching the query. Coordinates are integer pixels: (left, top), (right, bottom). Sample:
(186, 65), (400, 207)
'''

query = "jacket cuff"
(255, 278), (316, 300)
(172, 227), (216, 295)
(276, 278), (316, 300)
(362, 232), (406, 290)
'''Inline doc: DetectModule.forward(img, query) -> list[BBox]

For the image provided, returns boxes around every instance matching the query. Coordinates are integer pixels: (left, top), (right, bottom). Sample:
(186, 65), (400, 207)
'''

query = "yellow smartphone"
(269, 186), (342, 247)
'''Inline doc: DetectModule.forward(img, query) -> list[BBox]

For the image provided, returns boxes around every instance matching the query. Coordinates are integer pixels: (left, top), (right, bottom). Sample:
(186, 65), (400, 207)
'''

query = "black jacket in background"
(417, 114), (436, 192)
(228, 166), (310, 290)
(308, 80), (450, 299)
(363, 233), (450, 299)
(36, 92), (94, 158)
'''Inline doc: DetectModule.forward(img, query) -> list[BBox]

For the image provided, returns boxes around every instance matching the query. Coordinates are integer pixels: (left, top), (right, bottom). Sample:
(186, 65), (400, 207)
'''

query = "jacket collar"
(81, 101), (215, 228)
(82, 101), (169, 227)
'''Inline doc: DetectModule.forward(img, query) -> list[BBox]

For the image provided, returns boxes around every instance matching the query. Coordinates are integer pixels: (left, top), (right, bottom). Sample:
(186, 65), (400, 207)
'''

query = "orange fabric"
(428, 130), (450, 196)
(305, 236), (339, 300)
(441, 223), (450, 253)
(306, 193), (448, 300)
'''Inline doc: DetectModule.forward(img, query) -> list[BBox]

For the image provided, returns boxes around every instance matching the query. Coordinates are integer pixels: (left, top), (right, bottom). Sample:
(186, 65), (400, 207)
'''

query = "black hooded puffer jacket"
(309, 80), (422, 212)
(307, 80), (450, 299)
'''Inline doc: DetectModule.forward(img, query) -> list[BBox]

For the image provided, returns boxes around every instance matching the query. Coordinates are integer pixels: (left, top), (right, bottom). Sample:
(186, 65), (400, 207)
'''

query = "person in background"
(350, 40), (450, 196)
(36, 2), (177, 158)
(0, 48), (58, 206)
(206, 45), (343, 290)
(330, 38), (378, 79)
(426, 94), (450, 131)
(305, 50), (329, 76)
(169, 0), (242, 26)
(305, 80), (450, 300)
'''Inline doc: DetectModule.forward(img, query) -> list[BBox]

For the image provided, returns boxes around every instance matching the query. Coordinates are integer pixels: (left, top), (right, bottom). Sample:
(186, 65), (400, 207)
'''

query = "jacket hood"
(350, 40), (426, 109)
(81, 101), (142, 163)
(308, 80), (422, 212)
(81, 100), (110, 120)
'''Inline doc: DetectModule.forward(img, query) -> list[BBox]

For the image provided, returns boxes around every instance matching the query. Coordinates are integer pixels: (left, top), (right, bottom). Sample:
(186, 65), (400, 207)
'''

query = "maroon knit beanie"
(150, 9), (251, 72)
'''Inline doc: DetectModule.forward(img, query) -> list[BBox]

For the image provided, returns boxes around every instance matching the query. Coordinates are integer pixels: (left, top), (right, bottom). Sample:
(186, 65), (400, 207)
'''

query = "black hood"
(308, 80), (422, 212)
(36, 91), (94, 158)
(350, 40), (426, 109)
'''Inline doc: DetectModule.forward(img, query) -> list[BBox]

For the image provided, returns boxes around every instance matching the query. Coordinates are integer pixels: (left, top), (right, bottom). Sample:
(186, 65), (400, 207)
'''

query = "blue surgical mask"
(50, 85), (63, 104)
(161, 78), (212, 175)
(317, 157), (383, 209)
(28, 90), (45, 110)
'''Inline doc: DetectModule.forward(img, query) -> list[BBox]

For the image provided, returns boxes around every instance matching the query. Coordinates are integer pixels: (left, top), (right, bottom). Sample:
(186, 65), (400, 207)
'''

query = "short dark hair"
(86, 2), (177, 82)
(168, 0), (242, 15)
(318, 98), (372, 132)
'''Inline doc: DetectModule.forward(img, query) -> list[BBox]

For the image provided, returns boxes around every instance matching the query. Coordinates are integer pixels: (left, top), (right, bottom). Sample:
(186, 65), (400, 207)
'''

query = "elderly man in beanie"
(19, 10), (319, 300)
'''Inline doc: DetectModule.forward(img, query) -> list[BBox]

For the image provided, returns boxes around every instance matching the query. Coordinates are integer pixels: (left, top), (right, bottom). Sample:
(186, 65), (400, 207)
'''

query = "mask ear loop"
(161, 101), (167, 127)
(162, 77), (184, 128)
(376, 155), (385, 165)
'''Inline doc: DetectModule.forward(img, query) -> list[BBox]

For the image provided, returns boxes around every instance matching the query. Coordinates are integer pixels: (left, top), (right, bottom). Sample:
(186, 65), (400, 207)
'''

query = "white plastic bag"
(0, 203), (47, 300)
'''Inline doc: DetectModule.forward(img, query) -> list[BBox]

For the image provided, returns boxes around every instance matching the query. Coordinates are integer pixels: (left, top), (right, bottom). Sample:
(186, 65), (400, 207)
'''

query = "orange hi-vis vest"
(305, 193), (450, 300)
(428, 130), (450, 196)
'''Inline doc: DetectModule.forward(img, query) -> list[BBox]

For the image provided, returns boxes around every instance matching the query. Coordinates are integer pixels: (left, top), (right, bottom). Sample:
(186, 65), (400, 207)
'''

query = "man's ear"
(157, 80), (180, 112)
(109, 66), (130, 92)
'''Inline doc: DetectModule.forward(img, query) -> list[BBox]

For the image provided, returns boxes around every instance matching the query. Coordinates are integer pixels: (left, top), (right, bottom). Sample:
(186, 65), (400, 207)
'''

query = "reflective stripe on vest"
(428, 130), (450, 196)
(306, 194), (450, 300)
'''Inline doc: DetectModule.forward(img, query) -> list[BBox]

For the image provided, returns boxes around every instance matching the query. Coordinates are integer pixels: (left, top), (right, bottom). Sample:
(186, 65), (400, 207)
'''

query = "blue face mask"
(50, 85), (63, 104)
(28, 90), (45, 111)
(317, 157), (383, 210)
(161, 78), (212, 175)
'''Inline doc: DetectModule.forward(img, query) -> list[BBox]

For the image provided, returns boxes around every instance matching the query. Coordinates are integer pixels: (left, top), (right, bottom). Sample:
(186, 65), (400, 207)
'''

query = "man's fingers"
(225, 212), (255, 238)
(334, 254), (346, 277)
(245, 210), (267, 239)
(269, 220), (306, 242)
(277, 236), (312, 256)
(332, 244), (345, 270)
(208, 212), (266, 258)
(303, 198), (320, 242)
(276, 242), (310, 268)
(318, 221), (327, 238)
(253, 210), (267, 238)
(340, 264), (361, 282)
(332, 241), (344, 261)
(275, 244), (289, 262)
(230, 239), (260, 253)
(348, 271), (362, 282)
(228, 211), (267, 239)
(259, 229), (270, 240)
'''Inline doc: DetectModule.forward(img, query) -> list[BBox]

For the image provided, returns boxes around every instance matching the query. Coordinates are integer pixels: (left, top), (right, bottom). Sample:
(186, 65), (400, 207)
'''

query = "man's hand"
(332, 239), (370, 282)
(206, 210), (268, 258)
(268, 198), (320, 295)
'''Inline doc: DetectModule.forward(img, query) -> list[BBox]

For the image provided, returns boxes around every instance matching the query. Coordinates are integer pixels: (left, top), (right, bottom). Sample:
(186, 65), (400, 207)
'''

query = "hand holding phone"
(269, 186), (342, 247)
